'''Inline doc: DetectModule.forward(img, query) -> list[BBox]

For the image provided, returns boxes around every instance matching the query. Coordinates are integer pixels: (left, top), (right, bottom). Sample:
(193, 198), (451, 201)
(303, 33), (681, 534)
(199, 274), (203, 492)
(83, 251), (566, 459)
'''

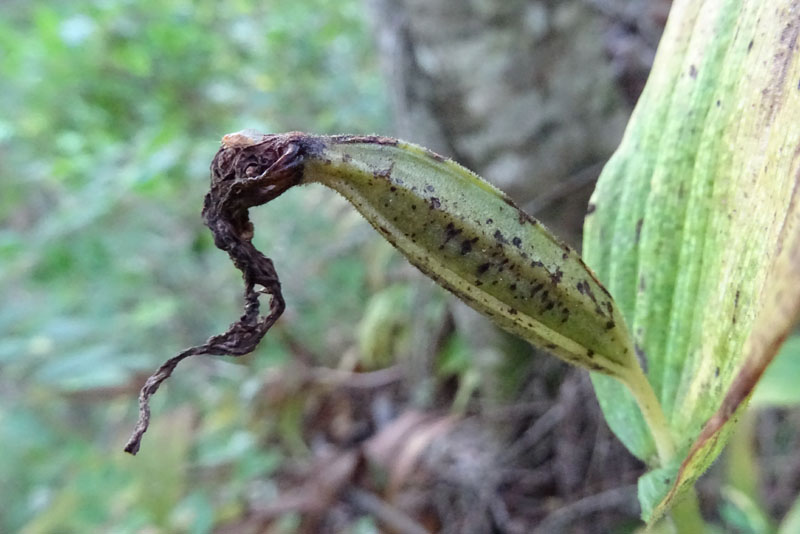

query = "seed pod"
(125, 131), (669, 458)
(216, 131), (638, 379)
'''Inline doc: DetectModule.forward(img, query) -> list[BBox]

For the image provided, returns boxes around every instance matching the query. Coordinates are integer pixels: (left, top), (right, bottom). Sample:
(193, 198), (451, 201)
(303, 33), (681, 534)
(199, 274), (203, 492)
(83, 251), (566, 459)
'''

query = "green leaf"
(637, 464), (681, 522)
(583, 0), (800, 522)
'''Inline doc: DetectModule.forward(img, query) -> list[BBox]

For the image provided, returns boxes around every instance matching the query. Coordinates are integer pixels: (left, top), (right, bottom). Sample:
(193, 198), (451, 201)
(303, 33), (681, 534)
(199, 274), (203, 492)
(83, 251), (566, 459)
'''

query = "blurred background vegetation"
(1, 1), (394, 531)
(3, 1), (800, 533)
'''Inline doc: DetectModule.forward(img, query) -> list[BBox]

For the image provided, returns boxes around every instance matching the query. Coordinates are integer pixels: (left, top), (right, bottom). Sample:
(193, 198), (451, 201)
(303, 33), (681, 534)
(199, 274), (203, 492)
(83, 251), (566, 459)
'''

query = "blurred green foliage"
(0, 0), (393, 531)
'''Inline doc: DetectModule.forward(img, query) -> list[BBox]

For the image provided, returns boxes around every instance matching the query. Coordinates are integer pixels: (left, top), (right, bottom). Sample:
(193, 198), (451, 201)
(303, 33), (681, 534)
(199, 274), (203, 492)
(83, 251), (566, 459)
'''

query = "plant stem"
(669, 488), (706, 533)
(725, 409), (761, 505)
(623, 366), (676, 465)
(622, 366), (709, 531)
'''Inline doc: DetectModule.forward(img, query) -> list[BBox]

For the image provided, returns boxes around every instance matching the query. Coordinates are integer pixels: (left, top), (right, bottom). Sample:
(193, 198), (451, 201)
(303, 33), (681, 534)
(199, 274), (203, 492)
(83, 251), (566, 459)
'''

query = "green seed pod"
(218, 131), (637, 378)
(127, 130), (674, 464)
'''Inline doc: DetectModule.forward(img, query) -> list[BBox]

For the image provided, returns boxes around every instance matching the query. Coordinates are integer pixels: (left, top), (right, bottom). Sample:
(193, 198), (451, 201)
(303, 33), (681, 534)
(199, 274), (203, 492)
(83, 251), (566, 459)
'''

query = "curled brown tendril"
(124, 132), (317, 454)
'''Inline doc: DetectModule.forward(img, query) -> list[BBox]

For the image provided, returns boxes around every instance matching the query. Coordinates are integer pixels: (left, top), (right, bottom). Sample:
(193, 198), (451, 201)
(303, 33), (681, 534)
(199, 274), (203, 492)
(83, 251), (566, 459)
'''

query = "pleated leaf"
(583, 0), (800, 521)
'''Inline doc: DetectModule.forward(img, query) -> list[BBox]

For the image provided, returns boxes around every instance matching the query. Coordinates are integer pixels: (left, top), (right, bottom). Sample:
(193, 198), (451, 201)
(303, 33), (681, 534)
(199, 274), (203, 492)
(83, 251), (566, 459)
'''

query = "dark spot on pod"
(635, 218), (643, 243)
(545, 301), (555, 311)
(508, 308), (518, 315)
(545, 343), (557, 350)
(390, 186), (397, 192)
(550, 267), (563, 285)
(509, 283), (517, 291)
(511, 236), (522, 248)
(540, 290), (549, 302)
(639, 276), (646, 292)
(411, 205), (417, 210)
(394, 177), (404, 185)
(530, 283), (544, 297)
(747, 39), (754, 52)
(562, 251), (568, 260)
(476, 280), (483, 286)
(521, 252), (528, 259)
(587, 349), (594, 358)
(494, 230), (508, 244)
(444, 222), (462, 244)
(530, 259), (544, 268)
(486, 218), (494, 224)
(734, 289), (740, 308)
(605, 320), (615, 330)
(477, 263), (491, 275)
(586, 203), (596, 215)
(577, 280), (598, 304)
(604, 301), (613, 315)
(689, 64), (697, 78)
(460, 240), (472, 255)
(561, 308), (570, 323)
(379, 225), (390, 234)
(714, 366), (720, 377)
(429, 197), (441, 209)
(598, 283), (612, 298)
(342, 153), (352, 162)
(425, 185), (435, 192)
